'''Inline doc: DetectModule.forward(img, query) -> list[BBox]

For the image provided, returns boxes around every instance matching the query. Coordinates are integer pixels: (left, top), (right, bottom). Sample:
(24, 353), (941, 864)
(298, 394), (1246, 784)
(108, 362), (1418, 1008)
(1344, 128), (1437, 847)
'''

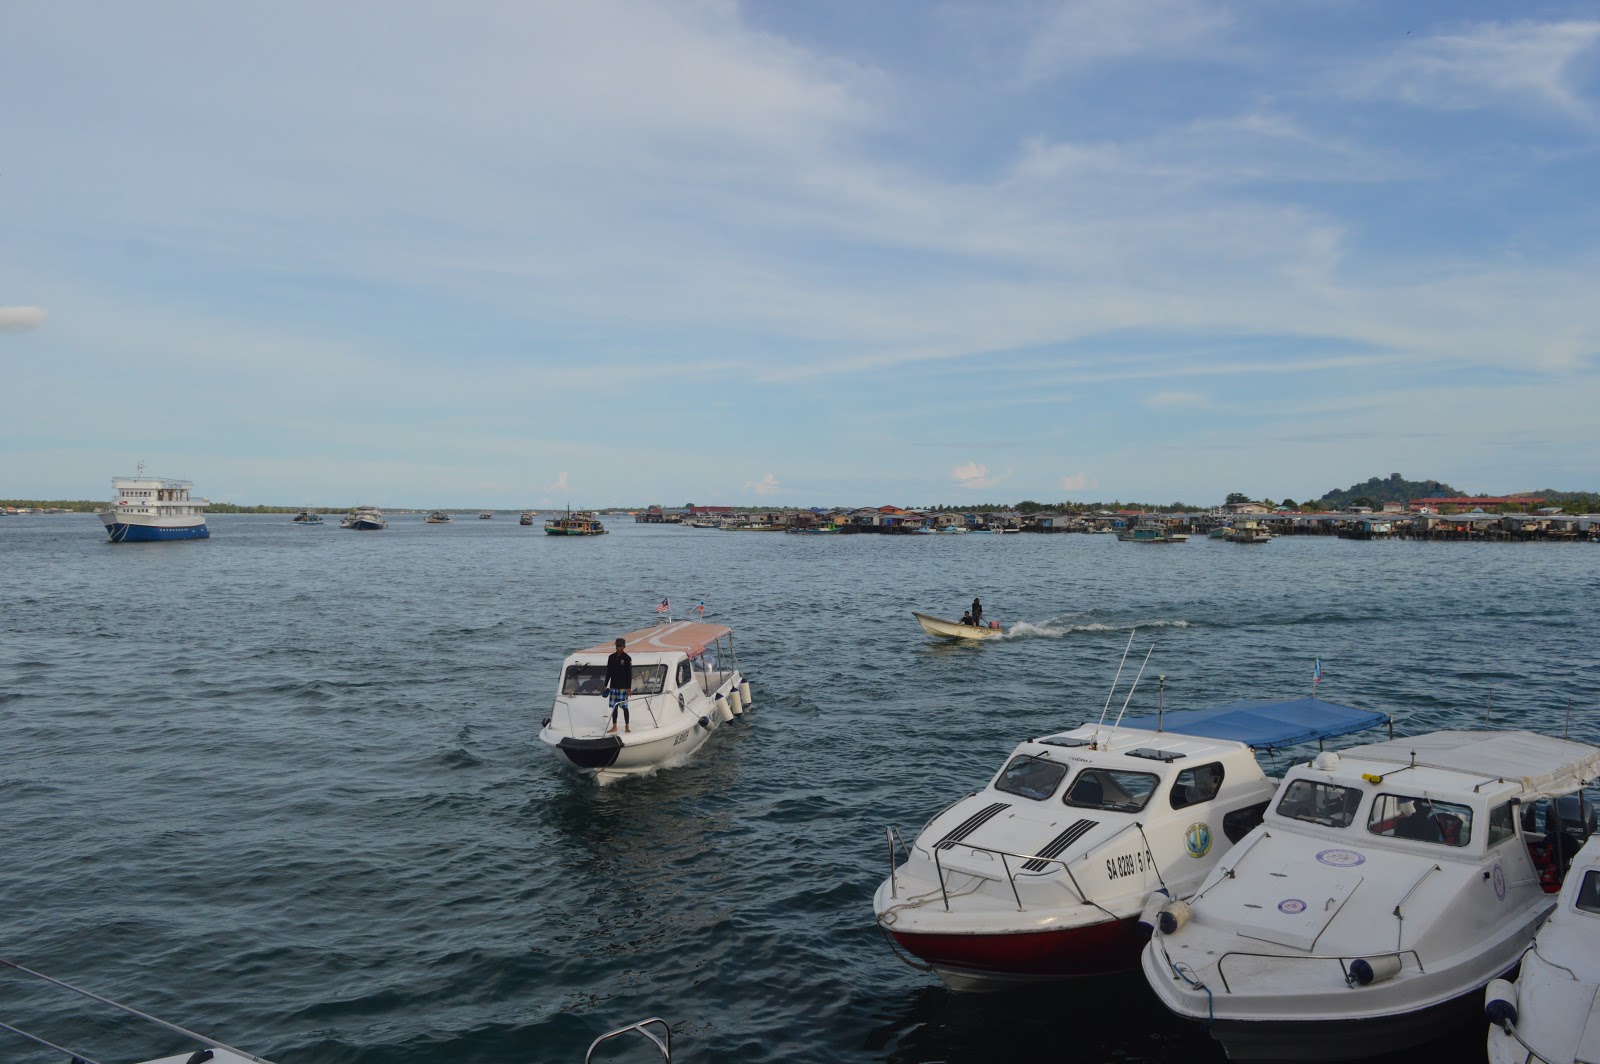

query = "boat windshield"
(1276, 779), (1362, 828)
(561, 664), (668, 696)
(994, 755), (1067, 801)
(1578, 871), (1600, 915)
(1367, 793), (1473, 847)
(1063, 768), (1158, 813)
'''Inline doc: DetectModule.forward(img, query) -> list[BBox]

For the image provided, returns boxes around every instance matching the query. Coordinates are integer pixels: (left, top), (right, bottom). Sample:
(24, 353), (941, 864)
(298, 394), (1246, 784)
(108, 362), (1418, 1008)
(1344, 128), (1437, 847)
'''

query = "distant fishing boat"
(340, 505), (387, 530)
(545, 508), (607, 536)
(292, 510), (324, 525)
(479, 510), (493, 520)
(424, 510), (452, 524)
(96, 466), (208, 542)
(520, 510), (537, 526)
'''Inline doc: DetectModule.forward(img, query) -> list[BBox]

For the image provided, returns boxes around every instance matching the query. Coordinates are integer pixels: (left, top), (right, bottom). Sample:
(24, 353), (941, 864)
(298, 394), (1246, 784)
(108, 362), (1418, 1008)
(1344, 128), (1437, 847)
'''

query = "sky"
(3, 0), (1599, 508)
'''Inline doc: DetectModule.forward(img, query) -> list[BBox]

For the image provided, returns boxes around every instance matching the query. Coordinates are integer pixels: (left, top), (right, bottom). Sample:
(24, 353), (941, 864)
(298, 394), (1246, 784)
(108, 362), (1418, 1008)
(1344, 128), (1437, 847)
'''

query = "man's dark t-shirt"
(605, 650), (632, 692)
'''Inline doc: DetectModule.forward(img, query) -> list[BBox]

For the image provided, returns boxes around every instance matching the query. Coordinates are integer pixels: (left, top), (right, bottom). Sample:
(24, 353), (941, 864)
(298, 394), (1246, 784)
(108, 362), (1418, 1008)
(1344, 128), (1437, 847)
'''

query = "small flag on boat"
(656, 598), (670, 614)
(1313, 658), (1323, 686)
(694, 600), (705, 614)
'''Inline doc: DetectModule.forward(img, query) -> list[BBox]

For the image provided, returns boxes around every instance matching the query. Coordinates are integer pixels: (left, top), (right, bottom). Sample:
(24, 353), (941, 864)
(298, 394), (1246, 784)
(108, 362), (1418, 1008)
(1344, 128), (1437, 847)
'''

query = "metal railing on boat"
(1209, 948), (1427, 994)
(586, 1017), (671, 1062)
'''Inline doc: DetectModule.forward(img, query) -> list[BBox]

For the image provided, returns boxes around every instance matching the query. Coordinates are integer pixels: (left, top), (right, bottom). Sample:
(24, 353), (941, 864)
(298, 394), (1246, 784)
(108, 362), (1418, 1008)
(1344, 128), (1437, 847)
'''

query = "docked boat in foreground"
(913, 611), (1004, 640)
(1143, 729), (1600, 1061)
(539, 620), (750, 784)
(97, 468), (209, 542)
(0, 956), (274, 1063)
(340, 505), (387, 530)
(1485, 821), (1600, 1064)
(545, 509), (606, 536)
(875, 696), (1387, 991)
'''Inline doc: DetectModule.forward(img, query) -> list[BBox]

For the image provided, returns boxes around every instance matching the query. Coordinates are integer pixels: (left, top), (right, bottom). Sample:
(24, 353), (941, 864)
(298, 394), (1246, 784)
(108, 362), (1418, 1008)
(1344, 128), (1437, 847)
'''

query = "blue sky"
(3, 1), (1598, 507)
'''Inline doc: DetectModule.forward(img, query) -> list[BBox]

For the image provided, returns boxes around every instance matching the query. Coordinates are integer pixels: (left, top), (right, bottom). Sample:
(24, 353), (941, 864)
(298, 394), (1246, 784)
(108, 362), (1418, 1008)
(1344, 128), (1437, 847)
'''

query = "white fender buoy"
(728, 690), (743, 716)
(1157, 899), (1191, 935)
(739, 680), (752, 707)
(1136, 888), (1172, 932)
(1484, 978), (1518, 1029)
(1348, 954), (1403, 986)
(714, 695), (733, 724)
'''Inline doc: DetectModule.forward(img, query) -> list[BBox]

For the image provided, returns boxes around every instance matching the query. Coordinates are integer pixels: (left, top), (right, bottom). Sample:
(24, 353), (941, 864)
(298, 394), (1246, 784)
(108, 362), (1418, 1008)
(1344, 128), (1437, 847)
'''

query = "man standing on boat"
(604, 637), (632, 734)
(971, 598), (984, 627)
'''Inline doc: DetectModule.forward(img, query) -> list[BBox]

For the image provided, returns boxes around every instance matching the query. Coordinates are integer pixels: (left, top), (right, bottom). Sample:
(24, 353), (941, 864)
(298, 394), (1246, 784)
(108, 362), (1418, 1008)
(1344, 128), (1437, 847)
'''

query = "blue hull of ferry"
(105, 522), (210, 543)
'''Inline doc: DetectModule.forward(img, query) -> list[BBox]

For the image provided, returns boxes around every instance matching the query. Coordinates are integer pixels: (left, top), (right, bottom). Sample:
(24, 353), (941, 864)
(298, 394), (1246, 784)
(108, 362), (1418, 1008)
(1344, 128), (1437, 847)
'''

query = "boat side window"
(629, 664), (667, 695)
(1169, 762), (1225, 810)
(994, 755), (1068, 802)
(561, 664), (608, 696)
(1063, 768), (1158, 813)
(1577, 871), (1600, 915)
(676, 660), (692, 688)
(1486, 802), (1517, 847)
(1367, 793), (1473, 847)
(1275, 779), (1363, 828)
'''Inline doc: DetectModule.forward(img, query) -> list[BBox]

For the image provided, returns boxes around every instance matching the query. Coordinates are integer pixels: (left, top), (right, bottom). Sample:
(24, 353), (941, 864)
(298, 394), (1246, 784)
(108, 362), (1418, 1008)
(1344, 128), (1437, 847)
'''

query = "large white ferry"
(96, 467), (209, 542)
(539, 620), (750, 784)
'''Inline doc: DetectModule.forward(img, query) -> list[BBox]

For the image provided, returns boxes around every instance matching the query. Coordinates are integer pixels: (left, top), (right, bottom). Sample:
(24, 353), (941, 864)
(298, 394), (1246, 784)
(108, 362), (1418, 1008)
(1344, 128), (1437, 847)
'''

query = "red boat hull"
(889, 916), (1149, 986)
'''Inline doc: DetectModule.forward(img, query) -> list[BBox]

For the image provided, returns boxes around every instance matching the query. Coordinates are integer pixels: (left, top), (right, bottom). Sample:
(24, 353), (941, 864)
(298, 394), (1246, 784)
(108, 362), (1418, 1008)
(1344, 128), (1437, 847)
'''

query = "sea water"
(2, 515), (1596, 1063)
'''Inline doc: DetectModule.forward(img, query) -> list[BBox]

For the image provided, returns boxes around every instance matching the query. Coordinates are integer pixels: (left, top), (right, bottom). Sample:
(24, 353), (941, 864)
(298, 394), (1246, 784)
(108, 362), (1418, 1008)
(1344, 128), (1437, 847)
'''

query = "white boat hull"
(540, 674), (741, 783)
(913, 612), (1003, 639)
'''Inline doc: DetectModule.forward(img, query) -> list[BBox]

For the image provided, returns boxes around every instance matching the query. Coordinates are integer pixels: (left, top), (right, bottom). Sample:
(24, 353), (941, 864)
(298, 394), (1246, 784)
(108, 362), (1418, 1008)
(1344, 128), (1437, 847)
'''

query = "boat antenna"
(1095, 629), (1138, 744)
(1157, 674), (1166, 732)
(1565, 697), (1573, 741)
(1109, 644), (1156, 737)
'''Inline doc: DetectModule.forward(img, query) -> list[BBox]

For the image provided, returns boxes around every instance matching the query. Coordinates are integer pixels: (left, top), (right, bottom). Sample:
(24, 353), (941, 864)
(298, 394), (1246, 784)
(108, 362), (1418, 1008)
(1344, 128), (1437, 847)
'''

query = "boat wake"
(1004, 617), (1191, 639)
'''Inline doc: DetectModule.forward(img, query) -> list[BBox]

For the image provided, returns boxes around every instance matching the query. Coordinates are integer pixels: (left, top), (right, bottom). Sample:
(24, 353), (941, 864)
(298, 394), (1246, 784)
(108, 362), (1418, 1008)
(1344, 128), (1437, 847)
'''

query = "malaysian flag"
(656, 598), (670, 614)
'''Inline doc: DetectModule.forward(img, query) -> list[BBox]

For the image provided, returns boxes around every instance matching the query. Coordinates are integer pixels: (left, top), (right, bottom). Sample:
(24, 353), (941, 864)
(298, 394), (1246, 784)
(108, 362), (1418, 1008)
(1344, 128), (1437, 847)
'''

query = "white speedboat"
(539, 620), (749, 784)
(0, 956), (274, 1063)
(1485, 817), (1600, 1064)
(96, 465), (208, 542)
(340, 505), (387, 530)
(1143, 730), (1600, 1061)
(913, 611), (1003, 640)
(874, 696), (1388, 991)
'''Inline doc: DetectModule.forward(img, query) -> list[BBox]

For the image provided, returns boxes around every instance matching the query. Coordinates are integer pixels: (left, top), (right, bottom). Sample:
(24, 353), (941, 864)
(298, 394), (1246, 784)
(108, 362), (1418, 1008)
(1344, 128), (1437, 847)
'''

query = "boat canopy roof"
(576, 620), (733, 659)
(1120, 696), (1390, 751)
(1344, 730), (1600, 799)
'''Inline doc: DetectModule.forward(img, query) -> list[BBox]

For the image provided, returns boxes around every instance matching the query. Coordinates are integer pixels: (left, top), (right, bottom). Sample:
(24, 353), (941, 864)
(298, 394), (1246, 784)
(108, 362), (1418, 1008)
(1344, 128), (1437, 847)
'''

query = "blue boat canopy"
(1120, 696), (1390, 750)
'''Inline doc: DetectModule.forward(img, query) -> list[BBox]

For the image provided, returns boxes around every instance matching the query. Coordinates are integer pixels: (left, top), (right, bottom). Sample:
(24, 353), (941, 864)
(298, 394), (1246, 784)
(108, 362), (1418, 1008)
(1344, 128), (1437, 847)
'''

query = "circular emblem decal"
(1316, 848), (1367, 867)
(1493, 863), (1506, 901)
(1278, 898), (1307, 915)
(1185, 823), (1213, 859)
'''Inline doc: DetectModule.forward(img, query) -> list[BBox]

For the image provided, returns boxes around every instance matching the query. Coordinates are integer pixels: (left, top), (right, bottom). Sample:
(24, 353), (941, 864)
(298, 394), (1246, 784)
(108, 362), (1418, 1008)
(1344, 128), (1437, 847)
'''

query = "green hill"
(1315, 474), (1460, 509)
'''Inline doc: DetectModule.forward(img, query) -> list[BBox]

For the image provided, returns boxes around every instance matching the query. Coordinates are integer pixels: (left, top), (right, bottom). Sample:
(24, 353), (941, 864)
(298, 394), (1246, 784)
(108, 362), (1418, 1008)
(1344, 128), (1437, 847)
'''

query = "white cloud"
(548, 471), (570, 493)
(1021, 0), (1233, 82)
(0, 306), (47, 331)
(745, 472), (781, 495)
(1059, 472), (1099, 492)
(953, 461), (1013, 490)
(1348, 20), (1600, 118)
(1146, 390), (1208, 408)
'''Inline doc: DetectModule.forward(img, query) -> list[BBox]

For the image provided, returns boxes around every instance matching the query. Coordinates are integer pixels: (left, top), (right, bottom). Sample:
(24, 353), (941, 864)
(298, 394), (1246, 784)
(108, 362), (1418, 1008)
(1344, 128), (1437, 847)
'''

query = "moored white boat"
(874, 696), (1389, 991)
(340, 505), (387, 530)
(913, 611), (1003, 640)
(1485, 821), (1600, 1064)
(1143, 730), (1600, 1061)
(538, 620), (749, 784)
(96, 467), (209, 542)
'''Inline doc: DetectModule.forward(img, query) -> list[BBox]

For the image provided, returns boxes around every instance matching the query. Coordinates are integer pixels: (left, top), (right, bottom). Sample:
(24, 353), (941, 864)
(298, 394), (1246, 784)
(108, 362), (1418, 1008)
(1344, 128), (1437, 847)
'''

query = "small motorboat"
(424, 509), (452, 523)
(1143, 729), (1600, 1061)
(1485, 815), (1600, 1064)
(913, 611), (1003, 640)
(520, 510), (536, 526)
(0, 956), (274, 1063)
(479, 510), (493, 519)
(538, 620), (751, 784)
(874, 696), (1389, 991)
(293, 510), (324, 525)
